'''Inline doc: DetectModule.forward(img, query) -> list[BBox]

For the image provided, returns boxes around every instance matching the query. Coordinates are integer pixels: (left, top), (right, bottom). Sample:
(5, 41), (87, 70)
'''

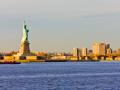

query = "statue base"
(19, 41), (30, 54)
(14, 40), (35, 59)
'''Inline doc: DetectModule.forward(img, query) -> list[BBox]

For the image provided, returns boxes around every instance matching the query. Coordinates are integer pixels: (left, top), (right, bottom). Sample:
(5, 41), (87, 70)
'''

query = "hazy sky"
(0, 0), (120, 52)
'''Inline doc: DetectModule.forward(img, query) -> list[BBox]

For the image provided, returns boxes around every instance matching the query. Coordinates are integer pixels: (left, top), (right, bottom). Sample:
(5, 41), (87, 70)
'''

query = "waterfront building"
(117, 48), (120, 55)
(72, 48), (80, 57)
(92, 42), (106, 56)
(51, 55), (67, 60)
(106, 48), (112, 55)
(106, 44), (110, 49)
(88, 50), (93, 55)
(112, 50), (117, 55)
(50, 52), (68, 60)
(80, 48), (88, 56)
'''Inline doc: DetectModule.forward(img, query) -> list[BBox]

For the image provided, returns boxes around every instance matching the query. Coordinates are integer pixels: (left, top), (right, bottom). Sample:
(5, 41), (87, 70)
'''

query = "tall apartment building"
(92, 42), (107, 55)
(72, 48), (80, 57)
(80, 48), (88, 56)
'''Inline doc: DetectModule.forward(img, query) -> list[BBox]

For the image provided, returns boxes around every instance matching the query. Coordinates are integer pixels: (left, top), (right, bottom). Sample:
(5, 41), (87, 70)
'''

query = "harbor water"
(0, 62), (120, 90)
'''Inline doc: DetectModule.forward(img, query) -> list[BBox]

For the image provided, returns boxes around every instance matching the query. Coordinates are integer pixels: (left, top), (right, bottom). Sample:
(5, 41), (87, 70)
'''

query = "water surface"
(0, 62), (120, 90)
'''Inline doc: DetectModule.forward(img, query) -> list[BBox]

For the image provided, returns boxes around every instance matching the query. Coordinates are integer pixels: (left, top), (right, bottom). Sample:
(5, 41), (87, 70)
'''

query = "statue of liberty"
(22, 21), (29, 42)
(16, 21), (34, 56)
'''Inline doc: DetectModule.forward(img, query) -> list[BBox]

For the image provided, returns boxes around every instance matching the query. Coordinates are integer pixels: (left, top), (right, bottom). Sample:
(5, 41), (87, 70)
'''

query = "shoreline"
(1, 59), (120, 64)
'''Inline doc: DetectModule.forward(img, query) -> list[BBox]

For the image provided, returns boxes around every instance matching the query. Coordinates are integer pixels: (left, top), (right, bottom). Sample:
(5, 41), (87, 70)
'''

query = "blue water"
(0, 62), (120, 90)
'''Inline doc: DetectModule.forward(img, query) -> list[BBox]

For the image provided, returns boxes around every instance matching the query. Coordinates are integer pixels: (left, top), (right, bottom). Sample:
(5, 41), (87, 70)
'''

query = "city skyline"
(0, 0), (120, 52)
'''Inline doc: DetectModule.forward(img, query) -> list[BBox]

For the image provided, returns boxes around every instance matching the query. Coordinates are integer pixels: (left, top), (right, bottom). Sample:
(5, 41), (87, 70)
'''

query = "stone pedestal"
(15, 40), (35, 58)
(19, 41), (30, 54)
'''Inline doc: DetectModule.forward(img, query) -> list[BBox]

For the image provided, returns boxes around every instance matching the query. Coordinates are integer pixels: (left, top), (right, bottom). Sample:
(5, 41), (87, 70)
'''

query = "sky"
(0, 0), (120, 52)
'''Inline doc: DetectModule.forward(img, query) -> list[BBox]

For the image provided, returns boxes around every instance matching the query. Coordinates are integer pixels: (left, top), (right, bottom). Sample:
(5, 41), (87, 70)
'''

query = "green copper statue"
(22, 21), (29, 42)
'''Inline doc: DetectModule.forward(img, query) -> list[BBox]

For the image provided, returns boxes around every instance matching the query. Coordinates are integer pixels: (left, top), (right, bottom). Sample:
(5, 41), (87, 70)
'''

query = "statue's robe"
(22, 24), (29, 42)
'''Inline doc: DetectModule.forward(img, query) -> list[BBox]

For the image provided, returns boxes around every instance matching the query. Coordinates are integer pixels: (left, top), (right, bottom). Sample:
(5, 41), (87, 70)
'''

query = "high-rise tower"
(92, 42), (106, 56)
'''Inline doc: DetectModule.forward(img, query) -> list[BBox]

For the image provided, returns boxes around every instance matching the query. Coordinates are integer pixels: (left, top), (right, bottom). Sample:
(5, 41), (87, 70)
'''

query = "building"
(72, 48), (79, 57)
(80, 48), (88, 56)
(106, 44), (110, 49)
(51, 55), (67, 60)
(106, 48), (112, 55)
(88, 50), (93, 56)
(92, 42), (107, 56)
(117, 48), (120, 55)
